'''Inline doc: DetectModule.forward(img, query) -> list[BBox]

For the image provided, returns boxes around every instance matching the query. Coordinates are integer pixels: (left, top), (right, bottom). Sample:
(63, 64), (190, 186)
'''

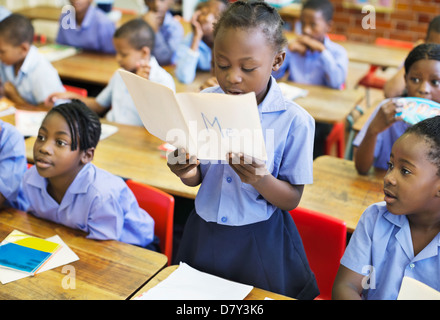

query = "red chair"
(290, 207), (347, 300)
(63, 85), (88, 97)
(356, 37), (413, 107)
(325, 121), (345, 158)
(125, 179), (175, 265)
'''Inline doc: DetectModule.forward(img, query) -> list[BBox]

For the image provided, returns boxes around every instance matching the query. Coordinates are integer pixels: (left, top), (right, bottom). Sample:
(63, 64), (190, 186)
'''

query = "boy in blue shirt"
(143, 0), (184, 65)
(46, 19), (175, 126)
(0, 14), (65, 109)
(56, 0), (116, 54)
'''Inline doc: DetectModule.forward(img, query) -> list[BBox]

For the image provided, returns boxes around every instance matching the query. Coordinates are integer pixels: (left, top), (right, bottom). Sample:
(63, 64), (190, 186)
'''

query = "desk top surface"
(0, 208), (167, 300)
(299, 155), (386, 233)
(131, 265), (294, 300)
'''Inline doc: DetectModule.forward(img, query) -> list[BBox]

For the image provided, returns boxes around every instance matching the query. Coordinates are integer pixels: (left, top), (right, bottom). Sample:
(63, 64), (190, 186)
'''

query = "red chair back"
(375, 37), (414, 49)
(63, 85), (88, 97)
(126, 180), (175, 265)
(290, 207), (347, 300)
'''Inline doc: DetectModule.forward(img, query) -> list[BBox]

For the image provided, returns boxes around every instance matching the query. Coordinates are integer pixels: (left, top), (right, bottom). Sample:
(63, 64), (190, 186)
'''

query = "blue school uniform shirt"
(152, 12), (184, 65)
(0, 46), (65, 105)
(352, 99), (410, 170)
(22, 163), (155, 247)
(195, 76), (315, 226)
(56, 5), (116, 54)
(273, 36), (348, 89)
(0, 120), (27, 210)
(340, 202), (440, 300)
(96, 56), (175, 126)
(0, 6), (10, 21)
(175, 33), (212, 84)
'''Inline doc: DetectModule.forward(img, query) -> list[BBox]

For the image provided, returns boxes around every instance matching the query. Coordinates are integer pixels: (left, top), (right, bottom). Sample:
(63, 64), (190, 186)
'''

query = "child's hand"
(167, 148), (200, 179)
(136, 59), (151, 80)
(199, 76), (218, 91)
(44, 91), (81, 107)
(144, 11), (160, 32)
(227, 152), (269, 185)
(368, 99), (404, 135)
(288, 38), (308, 55)
(297, 35), (325, 53)
(191, 10), (204, 42)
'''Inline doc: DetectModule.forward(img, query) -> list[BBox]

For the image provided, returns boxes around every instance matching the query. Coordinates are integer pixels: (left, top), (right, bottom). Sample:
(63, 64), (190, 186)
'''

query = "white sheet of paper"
(397, 276), (440, 300)
(277, 82), (308, 100)
(134, 262), (253, 300)
(119, 69), (267, 161)
(0, 235), (79, 284)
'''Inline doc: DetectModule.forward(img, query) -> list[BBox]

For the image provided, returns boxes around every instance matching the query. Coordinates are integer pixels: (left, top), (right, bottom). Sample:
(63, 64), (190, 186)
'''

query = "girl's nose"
(418, 81), (430, 95)
(384, 168), (397, 187)
(226, 69), (242, 84)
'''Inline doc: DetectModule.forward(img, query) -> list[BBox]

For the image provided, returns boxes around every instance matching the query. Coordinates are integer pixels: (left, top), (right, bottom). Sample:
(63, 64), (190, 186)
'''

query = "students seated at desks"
(333, 116), (440, 300)
(56, 0), (116, 54)
(20, 101), (158, 249)
(0, 14), (65, 109)
(46, 19), (175, 127)
(273, 0), (348, 159)
(169, 1), (319, 299)
(272, 0), (347, 89)
(353, 43), (440, 175)
(143, 0), (184, 66)
(0, 119), (27, 210)
(175, 0), (227, 84)
(384, 15), (440, 99)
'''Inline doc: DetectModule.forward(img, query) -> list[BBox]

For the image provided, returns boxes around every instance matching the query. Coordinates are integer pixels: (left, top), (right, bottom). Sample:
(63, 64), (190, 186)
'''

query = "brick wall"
(331, 0), (440, 43)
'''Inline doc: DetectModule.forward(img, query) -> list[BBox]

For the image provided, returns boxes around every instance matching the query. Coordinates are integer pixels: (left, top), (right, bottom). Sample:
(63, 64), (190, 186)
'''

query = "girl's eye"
(56, 140), (67, 147)
(387, 161), (393, 170)
(37, 134), (45, 141)
(242, 67), (256, 73)
(401, 168), (411, 175)
(410, 77), (420, 84)
(217, 64), (229, 70)
(431, 79), (440, 86)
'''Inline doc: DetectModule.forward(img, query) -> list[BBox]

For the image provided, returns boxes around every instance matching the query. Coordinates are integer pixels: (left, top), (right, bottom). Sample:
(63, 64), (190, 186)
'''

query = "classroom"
(0, 0), (440, 303)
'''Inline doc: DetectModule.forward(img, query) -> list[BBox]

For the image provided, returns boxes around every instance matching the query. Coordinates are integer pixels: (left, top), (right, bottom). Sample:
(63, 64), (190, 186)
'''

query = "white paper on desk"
(397, 276), (440, 300)
(134, 262), (253, 300)
(0, 235), (79, 284)
(278, 82), (308, 100)
(15, 109), (47, 137)
(119, 69), (267, 161)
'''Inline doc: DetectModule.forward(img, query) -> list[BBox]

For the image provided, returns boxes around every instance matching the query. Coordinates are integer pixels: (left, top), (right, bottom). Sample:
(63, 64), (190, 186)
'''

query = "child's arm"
(45, 91), (107, 116)
(167, 149), (202, 187)
(4, 82), (50, 110)
(354, 100), (402, 175)
(0, 192), (5, 208)
(228, 153), (303, 211)
(332, 265), (364, 300)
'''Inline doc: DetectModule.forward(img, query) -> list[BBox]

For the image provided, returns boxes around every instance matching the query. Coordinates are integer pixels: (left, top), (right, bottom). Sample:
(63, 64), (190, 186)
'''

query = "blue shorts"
(174, 208), (319, 300)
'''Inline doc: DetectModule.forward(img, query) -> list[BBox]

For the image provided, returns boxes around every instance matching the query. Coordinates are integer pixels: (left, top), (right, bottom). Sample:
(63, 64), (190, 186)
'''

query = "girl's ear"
(141, 46), (151, 60)
(272, 51), (286, 72)
(80, 147), (95, 165)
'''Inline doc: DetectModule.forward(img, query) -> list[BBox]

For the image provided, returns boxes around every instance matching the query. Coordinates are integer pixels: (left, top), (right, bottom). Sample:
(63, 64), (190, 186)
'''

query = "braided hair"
(213, 0), (287, 53)
(404, 116), (440, 176)
(404, 43), (440, 74)
(46, 100), (101, 152)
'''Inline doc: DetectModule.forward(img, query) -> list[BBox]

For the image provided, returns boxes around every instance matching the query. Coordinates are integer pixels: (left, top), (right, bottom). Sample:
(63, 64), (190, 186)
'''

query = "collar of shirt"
(19, 45), (39, 77)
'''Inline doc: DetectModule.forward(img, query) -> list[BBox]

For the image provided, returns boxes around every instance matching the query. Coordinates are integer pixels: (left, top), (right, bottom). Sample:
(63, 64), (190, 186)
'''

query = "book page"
(397, 276), (440, 300)
(176, 92), (267, 161)
(118, 69), (190, 150)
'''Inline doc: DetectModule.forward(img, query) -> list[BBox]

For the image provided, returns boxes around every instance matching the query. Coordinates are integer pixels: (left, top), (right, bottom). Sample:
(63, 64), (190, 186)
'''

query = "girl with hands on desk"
(353, 43), (440, 175)
(169, 1), (319, 300)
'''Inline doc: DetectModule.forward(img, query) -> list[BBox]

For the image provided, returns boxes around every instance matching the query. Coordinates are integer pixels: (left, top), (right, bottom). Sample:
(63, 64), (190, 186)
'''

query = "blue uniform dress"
(353, 99), (410, 170)
(341, 202), (440, 300)
(56, 5), (116, 54)
(0, 46), (65, 105)
(0, 120), (27, 210)
(96, 56), (175, 126)
(152, 12), (184, 66)
(22, 163), (155, 248)
(175, 77), (319, 299)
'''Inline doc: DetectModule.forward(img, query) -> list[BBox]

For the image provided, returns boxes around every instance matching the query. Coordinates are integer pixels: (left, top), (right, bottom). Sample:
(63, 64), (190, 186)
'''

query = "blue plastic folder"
(395, 97), (440, 125)
(0, 242), (51, 274)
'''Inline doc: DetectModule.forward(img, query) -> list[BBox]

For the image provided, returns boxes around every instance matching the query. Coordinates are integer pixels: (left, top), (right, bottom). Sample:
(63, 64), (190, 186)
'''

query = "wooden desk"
(292, 82), (364, 124)
(299, 155), (386, 233)
(24, 120), (199, 200)
(0, 208), (167, 300)
(131, 265), (294, 300)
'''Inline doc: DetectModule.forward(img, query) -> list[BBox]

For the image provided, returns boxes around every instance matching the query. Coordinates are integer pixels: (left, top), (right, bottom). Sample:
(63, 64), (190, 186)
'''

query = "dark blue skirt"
(174, 208), (319, 300)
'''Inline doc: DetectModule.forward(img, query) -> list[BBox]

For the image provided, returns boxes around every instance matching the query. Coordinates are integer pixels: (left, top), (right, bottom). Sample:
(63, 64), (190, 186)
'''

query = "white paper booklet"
(134, 262), (253, 300)
(119, 69), (267, 161)
(397, 276), (440, 300)
(277, 82), (308, 100)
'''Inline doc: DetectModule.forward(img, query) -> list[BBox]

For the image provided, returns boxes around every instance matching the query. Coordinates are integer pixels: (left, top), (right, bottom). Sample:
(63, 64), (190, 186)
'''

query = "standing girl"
(353, 43), (440, 175)
(168, 1), (318, 299)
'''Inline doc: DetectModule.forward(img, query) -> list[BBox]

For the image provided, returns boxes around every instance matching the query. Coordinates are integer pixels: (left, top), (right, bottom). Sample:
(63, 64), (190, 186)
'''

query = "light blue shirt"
(341, 202), (440, 300)
(56, 5), (116, 54)
(0, 6), (10, 21)
(22, 163), (155, 247)
(273, 36), (348, 89)
(353, 99), (410, 170)
(195, 77), (315, 226)
(96, 57), (175, 126)
(0, 120), (27, 210)
(152, 12), (184, 65)
(175, 33), (212, 84)
(0, 46), (65, 105)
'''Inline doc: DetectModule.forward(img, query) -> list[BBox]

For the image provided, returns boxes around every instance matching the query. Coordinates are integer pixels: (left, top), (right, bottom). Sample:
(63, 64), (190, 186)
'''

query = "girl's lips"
(35, 158), (52, 169)
(384, 189), (397, 203)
